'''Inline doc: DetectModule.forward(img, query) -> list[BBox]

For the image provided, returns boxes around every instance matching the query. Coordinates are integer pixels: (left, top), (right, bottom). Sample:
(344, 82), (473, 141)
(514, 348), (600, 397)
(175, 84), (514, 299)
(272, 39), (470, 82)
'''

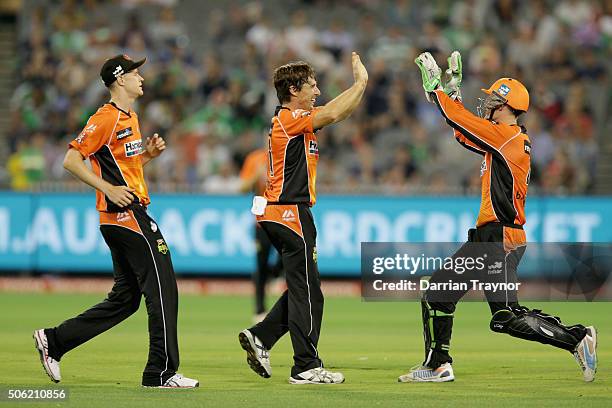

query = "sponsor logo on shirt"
(524, 140), (531, 155)
(76, 124), (97, 144)
(124, 139), (143, 157)
(480, 159), (487, 177)
(309, 140), (319, 156)
(116, 127), (133, 140)
(117, 211), (131, 222)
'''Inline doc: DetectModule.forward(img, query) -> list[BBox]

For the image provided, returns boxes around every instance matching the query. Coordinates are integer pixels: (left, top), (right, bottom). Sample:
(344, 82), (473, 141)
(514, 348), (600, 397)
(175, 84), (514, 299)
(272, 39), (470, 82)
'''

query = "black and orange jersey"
(240, 148), (268, 196)
(69, 102), (150, 213)
(264, 106), (320, 206)
(431, 90), (531, 228)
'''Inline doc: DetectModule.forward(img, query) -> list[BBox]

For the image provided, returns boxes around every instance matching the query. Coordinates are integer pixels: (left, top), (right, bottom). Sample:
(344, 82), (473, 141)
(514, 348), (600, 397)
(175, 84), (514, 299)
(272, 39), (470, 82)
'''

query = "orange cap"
(481, 78), (529, 112)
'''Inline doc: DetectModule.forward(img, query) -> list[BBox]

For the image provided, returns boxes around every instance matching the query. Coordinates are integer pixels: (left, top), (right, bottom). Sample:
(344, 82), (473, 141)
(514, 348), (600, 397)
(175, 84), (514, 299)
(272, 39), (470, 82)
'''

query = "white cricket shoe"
(144, 373), (199, 388)
(573, 326), (597, 382)
(239, 329), (271, 378)
(33, 329), (61, 383)
(289, 367), (345, 384)
(161, 373), (199, 388)
(398, 363), (454, 383)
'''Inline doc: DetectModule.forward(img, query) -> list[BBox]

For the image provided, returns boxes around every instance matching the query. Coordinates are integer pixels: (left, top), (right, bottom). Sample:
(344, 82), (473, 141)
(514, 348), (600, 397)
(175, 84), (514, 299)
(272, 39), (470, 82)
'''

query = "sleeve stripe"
(275, 115), (302, 140)
(105, 111), (121, 147)
(454, 131), (486, 155)
(432, 91), (497, 154)
(499, 130), (522, 151)
(457, 138), (485, 155)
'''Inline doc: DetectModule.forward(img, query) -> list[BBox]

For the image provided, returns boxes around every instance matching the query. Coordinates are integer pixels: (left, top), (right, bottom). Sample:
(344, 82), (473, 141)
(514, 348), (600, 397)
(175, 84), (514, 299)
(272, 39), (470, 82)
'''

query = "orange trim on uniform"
(256, 204), (303, 238)
(503, 226), (526, 253)
(99, 209), (142, 234)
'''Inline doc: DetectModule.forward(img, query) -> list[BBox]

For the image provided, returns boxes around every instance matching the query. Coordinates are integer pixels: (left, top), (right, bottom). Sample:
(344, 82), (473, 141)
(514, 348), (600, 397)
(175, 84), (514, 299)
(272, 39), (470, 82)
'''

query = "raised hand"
(444, 51), (462, 101)
(415, 52), (442, 102)
(352, 52), (368, 85)
(145, 133), (166, 158)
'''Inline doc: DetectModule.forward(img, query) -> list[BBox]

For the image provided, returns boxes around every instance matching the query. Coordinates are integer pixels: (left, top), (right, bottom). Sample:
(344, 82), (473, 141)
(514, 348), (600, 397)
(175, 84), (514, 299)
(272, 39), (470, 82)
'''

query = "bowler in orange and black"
(239, 53), (368, 384)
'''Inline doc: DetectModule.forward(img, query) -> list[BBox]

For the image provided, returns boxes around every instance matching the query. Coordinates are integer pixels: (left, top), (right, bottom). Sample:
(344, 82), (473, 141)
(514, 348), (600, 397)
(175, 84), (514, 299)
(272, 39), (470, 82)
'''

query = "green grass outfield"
(0, 293), (609, 407)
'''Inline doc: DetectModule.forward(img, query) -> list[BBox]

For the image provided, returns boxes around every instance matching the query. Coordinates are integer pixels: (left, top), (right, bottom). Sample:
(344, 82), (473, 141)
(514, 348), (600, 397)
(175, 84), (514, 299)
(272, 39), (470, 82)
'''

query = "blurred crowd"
(6, 0), (611, 195)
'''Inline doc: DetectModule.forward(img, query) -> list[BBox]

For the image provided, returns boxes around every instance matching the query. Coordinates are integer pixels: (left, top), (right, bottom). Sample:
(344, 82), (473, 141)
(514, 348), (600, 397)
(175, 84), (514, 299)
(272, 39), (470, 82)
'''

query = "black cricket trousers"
(44, 204), (179, 386)
(250, 203), (324, 377)
(254, 223), (283, 314)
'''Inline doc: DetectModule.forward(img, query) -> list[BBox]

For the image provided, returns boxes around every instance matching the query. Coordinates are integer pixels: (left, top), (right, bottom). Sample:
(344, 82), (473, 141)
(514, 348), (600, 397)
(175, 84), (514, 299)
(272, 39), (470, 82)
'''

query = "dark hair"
(273, 61), (315, 104)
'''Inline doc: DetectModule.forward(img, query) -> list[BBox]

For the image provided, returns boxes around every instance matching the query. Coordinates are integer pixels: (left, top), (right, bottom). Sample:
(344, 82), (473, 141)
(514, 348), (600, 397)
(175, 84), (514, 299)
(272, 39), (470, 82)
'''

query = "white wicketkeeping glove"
(415, 52), (442, 103)
(443, 51), (462, 101)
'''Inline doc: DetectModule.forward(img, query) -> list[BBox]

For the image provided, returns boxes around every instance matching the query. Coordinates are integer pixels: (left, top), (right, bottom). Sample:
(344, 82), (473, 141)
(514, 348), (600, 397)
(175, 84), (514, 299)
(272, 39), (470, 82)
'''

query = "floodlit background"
(0, 1), (610, 406)
(1, 0), (610, 276)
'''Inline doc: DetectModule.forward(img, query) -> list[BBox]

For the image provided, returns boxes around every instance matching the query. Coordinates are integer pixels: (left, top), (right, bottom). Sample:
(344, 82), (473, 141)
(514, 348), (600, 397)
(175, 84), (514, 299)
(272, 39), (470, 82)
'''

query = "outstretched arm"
(312, 52), (368, 129)
(431, 90), (508, 152)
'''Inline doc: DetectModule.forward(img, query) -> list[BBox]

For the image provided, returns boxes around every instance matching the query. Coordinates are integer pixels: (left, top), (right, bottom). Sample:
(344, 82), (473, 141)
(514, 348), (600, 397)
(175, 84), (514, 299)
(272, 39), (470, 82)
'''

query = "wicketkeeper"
(398, 51), (598, 383)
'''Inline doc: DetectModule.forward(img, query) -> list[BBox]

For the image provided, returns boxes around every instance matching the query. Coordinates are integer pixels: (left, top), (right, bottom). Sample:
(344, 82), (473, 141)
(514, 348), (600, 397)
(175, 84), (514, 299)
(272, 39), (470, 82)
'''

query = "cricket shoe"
(573, 326), (597, 382)
(239, 329), (271, 378)
(398, 363), (454, 383)
(289, 367), (345, 384)
(33, 329), (61, 383)
(144, 374), (199, 388)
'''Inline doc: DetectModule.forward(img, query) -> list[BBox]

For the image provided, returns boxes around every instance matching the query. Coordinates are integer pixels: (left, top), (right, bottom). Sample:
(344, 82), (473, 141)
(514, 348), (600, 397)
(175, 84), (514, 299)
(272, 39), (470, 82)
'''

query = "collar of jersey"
(108, 101), (132, 117)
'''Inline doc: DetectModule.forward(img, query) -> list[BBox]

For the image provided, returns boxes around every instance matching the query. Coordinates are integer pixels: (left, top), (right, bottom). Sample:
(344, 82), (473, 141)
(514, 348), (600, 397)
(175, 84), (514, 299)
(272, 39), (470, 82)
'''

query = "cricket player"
(33, 55), (198, 388)
(398, 51), (597, 383)
(239, 52), (368, 384)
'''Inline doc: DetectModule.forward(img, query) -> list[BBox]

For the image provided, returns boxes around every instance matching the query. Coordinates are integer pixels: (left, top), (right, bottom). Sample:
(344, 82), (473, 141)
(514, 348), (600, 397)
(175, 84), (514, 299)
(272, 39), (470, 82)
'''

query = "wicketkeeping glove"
(443, 51), (462, 101)
(415, 52), (442, 103)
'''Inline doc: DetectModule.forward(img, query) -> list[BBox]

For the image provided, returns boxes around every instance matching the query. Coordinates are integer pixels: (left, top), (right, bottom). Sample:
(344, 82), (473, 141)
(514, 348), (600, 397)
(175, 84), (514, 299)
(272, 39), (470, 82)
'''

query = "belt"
(477, 222), (523, 230)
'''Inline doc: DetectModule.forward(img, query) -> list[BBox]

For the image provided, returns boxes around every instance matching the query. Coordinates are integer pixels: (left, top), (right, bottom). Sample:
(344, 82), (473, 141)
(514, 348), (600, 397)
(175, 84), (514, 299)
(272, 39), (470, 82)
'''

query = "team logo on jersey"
(480, 159), (487, 177)
(116, 127), (133, 140)
(282, 209), (296, 222)
(292, 109), (311, 119)
(313, 247), (318, 263)
(497, 84), (511, 97)
(309, 140), (319, 156)
(117, 211), (131, 222)
(524, 140), (531, 155)
(124, 139), (143, 157)
(76, 124), (97, 144)
(157, 239), (169, 255)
